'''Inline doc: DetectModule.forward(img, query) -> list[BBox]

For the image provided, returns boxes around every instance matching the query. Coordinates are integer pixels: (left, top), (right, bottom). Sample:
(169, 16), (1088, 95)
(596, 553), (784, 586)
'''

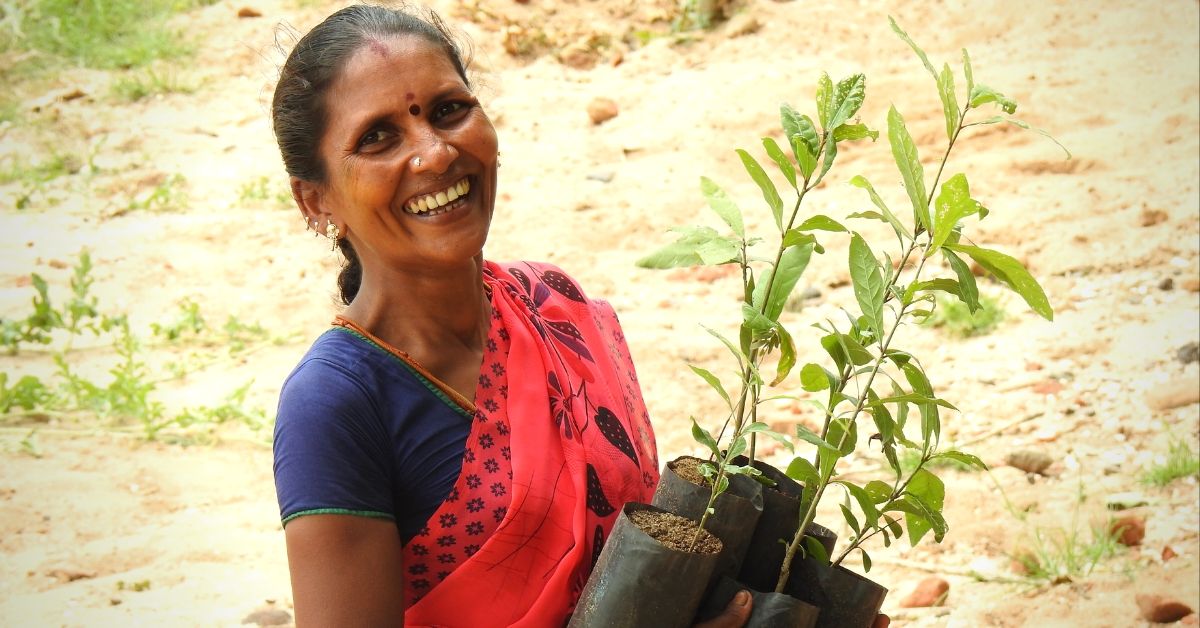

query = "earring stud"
(412, 156), (422, 167)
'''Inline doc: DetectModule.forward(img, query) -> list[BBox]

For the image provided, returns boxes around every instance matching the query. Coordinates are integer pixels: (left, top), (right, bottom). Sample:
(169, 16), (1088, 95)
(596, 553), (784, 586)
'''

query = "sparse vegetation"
(1141, 437), (1200, 487)
(111, 67), (198, 102)
(923, 292), (1006, 337)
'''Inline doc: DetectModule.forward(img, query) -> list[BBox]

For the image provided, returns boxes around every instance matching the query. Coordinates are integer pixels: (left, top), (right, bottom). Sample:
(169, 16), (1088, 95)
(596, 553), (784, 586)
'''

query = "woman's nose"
(410, 131), (458, 174)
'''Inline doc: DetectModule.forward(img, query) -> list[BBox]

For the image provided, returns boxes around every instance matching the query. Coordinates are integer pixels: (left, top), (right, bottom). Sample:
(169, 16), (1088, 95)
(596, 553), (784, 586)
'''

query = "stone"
(1031, 379), (1064, 395)
(1159, 277), (1175, 290)
(1139, 206), (1168, 227)
(1145, 379), (1200, 411)
(242, 608), (292, 626)
(1162, 545), (1178, 562)
(1135, 593), (1194, 623)
(236, 7), (262, 18)
(1110, 514), (1145, 546)
(1177, 342), (1199, 365)
(1006, 450), (1053, 475)
(899, 576), (949, 608)
(586, 98), (619, 125)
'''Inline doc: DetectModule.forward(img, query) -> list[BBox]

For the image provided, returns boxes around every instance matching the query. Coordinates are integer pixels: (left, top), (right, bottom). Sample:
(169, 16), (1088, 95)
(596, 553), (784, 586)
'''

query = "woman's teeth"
(405, 178), (470, 214)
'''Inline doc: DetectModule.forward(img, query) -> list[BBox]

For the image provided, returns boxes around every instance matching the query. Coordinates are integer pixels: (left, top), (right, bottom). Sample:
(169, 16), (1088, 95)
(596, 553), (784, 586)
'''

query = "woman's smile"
(403, 176), (471, 216)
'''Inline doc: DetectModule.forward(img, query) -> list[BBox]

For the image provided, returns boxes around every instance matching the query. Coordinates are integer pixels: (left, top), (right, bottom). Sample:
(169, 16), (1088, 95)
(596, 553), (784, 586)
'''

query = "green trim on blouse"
(281, 508), (395, 526)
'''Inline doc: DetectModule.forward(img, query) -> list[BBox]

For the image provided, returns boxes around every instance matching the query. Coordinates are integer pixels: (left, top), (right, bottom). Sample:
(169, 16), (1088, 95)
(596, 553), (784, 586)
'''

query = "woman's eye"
(432, 101), (468, 121)
(358, 129), (393, 150)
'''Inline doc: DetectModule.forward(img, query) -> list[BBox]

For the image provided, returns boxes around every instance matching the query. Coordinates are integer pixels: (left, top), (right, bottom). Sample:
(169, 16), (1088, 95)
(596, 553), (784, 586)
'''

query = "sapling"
(639, 16), (1064, 597)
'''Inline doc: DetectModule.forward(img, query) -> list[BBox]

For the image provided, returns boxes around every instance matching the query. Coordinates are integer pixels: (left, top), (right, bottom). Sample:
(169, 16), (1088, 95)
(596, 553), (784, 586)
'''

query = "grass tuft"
(1141, 437), (1200, 487)
(922, 293), (1005, 338)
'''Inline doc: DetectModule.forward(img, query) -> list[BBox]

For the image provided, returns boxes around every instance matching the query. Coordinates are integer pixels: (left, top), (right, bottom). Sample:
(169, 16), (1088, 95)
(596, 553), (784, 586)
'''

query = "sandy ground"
(0, 0), (1198, 626)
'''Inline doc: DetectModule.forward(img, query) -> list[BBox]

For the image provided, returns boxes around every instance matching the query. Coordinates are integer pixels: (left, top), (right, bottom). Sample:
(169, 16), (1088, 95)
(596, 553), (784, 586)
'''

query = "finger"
(872, 613), (891, 628)
(693, 590), (753, 628)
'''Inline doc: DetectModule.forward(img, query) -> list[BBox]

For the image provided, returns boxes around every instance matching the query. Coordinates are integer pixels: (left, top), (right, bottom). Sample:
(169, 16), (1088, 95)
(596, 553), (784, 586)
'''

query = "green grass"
(0, 0), (218, 77)
(1141, 437), (1200, 487)
(922, 292), (1006, 338)
(0, 152), (78, 186)
(111, 67), (197, 102)
(1011, 521), (1124, 583)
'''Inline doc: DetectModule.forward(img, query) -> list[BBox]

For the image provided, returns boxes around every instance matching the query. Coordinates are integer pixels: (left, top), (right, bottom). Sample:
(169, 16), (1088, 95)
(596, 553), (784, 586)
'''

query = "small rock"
(1031, 379), (1064, 395)
(1139, 207), (1168, 227)
(1110, 514), (1145, 546)
(559, 44), (597, 70)
(1145, 379), (1200, 411)
(242, 608), (293, 626)
(586, 98), (618, 125)
(586, 171), (614, 183)
(1006, 450), (1053, 475)
(1162, 545), (1178, 562)
(1135, 593), (1194, 623)
(723, 13), (761, 37)
(236, 6), (262, 18)
(1177, 342), (1199, 365)
(1024, 361), (1044, 371)
(1158, 277), (1174, 290)
(899, 576), (950, 608)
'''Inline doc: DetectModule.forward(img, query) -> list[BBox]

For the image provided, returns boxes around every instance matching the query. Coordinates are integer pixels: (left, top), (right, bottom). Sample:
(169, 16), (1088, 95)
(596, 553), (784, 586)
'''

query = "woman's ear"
(291, 177), (325, 227)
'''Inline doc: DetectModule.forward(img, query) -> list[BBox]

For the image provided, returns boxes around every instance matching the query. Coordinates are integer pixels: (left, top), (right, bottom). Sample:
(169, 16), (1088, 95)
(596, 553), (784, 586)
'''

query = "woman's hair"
(271, 4), (470, 305)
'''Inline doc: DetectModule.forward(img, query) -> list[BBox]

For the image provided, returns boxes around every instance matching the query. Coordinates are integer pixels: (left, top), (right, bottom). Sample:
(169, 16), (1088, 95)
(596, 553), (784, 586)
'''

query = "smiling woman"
(267, 5), (756, 627)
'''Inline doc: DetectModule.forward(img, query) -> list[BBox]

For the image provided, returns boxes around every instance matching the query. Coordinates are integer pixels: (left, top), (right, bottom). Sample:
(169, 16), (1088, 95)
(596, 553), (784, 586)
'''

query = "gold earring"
(325, 222), (340, 250)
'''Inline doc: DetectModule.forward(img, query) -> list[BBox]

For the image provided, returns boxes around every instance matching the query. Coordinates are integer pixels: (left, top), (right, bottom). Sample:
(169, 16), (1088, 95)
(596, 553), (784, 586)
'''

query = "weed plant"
(1140, 437), (1200, 487)
(922, 292), (1005, 337)
(111, 67), (197, 102)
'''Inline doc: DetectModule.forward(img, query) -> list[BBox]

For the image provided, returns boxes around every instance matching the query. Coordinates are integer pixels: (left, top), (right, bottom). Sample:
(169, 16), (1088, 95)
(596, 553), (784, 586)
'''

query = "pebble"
(1177, 342), (1199, 365)
(236, 6), (262, 17)
(1005, 450), (1053, 475)
(1145, 379), (1200, 411)
(1162, 545), (1178, 562)
(586, 171), (614, 183)
(1135, 593), (1195, 623)
(241, 608), (292, 626)
(1139, 206), (1168, 227)
(1110, 514), (1145, 546)
(1158, 277), (1174, 290)
(899, 576), (950, 608)
(586, 98), (619, 125)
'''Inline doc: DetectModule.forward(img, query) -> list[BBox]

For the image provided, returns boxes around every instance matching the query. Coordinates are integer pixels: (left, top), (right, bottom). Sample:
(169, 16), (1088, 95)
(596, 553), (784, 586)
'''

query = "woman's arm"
(285, 515), (406, 627)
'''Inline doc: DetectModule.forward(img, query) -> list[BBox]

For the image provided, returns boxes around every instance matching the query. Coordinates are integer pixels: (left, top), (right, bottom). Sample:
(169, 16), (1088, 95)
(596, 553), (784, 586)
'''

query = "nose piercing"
(412, 156), (422, 167)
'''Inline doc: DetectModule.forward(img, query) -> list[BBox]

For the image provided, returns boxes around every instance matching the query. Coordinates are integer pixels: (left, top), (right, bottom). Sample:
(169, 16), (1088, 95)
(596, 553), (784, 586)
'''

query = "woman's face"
(307, 34), (498, 275)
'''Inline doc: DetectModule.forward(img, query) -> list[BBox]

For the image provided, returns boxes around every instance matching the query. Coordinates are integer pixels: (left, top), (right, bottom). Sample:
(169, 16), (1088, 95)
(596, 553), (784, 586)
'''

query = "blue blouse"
(272, 327), (473, 543)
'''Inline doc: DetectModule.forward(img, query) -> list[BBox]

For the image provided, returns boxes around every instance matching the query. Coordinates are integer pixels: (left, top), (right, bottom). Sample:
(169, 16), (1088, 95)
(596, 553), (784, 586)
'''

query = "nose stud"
(412, 156), (422, 167)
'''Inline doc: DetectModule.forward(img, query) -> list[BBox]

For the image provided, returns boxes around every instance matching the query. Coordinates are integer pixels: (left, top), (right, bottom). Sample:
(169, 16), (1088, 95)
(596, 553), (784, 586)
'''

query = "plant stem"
(774, 105), (971, 593)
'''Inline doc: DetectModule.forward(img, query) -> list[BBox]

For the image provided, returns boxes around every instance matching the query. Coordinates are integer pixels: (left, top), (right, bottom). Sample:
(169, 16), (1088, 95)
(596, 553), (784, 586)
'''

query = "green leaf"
(887, 106), (929, 232)
(944, 243), (1053, 321)
(905, 469), (947, 543)
(771, 322), (797, 386)
(636, 226), (740, 268)
(941, 248), (980, 312)
(781, 105), (820, 179)
(691, 417), (720, 457)
(841, 503), (862, 535)
(861, 548), (873, 573)
(781, 229), (824, 255)
(849, 233), (886, 338)
(829, 74), (866, 130)
(688, 364), (732, 412)
(904, 278), (961, 304)
(962, 48), (974, 94)
(796, 215), (847, 233)
(761, 137), (797, 190)
(743, 422), (795, 453)
(826, 417), (857, 457)
(968, 84), (1017, 114)
(839, 480), (880, 524)
(737, 149), (784, 231)
(868, 393), (896, 446)
(865, 480), (893, 503)
(889, 16), (938, 81)
(817, 136), (838, 184)
(937, 63), (959, 141)
(931, 450), (988, 471)
(700, 176), (745, 239)
(803, 535), (830, 564)
(877, 393), (957, 411)
(820, 333), (872, 369)
(742, 303), (774, 332)
(752, 243), (815, 321)
(815, 73), (834, 129)
(786, 456), (819, 490)
(728, 435), (748, 459)
(833, 123), (879, 143)
(982, 116), (1072, 159)
(795, 424), (837, 453)
(929, 173), (985, 255)
(848, 175), (912, 241)
(901, 361), (940, 442)
(800, 362), (834, 392)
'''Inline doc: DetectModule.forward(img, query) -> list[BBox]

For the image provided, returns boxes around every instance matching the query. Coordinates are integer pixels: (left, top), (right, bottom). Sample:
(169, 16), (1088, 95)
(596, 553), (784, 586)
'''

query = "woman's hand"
(693, 590), (752, 628)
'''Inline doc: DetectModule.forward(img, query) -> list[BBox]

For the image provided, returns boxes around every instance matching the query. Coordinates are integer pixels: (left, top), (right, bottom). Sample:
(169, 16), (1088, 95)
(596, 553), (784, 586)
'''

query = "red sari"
(397, 261), (659, 627)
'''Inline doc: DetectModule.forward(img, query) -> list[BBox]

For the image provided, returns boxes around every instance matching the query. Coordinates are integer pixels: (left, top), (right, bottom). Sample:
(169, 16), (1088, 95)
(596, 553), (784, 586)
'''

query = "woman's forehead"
(337, 34), (458, 85)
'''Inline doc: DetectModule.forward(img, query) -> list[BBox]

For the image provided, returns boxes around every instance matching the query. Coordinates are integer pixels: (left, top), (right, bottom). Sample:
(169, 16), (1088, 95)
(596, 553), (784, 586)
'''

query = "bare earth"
(1, 0), (1197, 626)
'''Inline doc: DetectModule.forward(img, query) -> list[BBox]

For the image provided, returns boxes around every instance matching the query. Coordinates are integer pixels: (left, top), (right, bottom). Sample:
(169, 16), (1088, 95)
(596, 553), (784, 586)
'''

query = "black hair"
(271, 3), (470, 305)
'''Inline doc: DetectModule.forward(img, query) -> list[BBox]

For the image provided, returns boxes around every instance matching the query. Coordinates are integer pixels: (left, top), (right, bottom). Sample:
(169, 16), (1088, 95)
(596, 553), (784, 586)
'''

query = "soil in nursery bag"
(734, 457), (837, 593)
(651, 456), (763, 577)
(569, 503), (722, 628)
(782, 557), (888, 628)
(694, 574), (819, 628)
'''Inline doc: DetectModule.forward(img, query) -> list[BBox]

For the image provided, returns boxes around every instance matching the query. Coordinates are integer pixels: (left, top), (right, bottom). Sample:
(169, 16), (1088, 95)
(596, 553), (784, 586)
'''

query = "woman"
(269, 5), (760, 626)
